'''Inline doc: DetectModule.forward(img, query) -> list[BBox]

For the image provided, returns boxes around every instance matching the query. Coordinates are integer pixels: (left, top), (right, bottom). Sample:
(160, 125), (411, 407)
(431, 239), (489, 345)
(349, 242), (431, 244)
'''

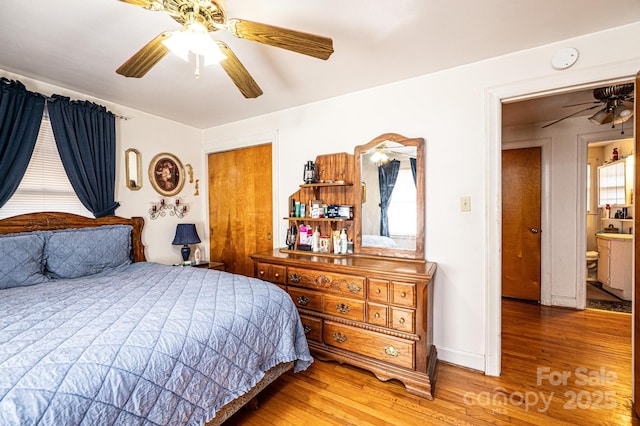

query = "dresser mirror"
(354, 133), (425, 260)
(125, 148), (142, 190)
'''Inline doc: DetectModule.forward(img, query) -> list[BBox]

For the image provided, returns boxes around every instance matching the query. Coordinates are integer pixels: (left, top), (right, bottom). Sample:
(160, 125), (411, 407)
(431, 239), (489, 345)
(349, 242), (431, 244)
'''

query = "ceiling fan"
(542, 83), (634, 129)
(116, 0), (334, 98)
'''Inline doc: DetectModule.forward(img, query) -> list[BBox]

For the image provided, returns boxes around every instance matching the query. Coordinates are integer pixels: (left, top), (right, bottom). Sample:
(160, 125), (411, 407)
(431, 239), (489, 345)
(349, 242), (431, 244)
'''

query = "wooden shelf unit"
(285, 153), (355, 256)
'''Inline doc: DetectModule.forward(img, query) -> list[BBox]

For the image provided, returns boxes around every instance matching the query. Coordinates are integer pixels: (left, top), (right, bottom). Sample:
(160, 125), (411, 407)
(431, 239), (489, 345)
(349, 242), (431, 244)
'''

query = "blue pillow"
(0, 232), (50, 289)
(45, 225), (132, 279)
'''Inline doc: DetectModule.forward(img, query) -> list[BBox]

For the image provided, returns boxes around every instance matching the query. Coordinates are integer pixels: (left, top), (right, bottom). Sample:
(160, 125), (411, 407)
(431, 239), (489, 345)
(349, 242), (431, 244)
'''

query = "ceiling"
(1, 0), (640, 129)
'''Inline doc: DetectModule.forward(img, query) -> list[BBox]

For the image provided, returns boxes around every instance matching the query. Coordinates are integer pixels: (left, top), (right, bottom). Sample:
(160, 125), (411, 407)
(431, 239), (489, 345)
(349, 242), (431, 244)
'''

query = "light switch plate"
(460, 196), (471, 212)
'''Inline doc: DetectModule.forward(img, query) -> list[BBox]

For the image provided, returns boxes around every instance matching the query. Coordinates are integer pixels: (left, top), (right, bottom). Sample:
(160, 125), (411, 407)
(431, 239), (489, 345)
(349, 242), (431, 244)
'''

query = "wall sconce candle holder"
(149, 198), (189, 220)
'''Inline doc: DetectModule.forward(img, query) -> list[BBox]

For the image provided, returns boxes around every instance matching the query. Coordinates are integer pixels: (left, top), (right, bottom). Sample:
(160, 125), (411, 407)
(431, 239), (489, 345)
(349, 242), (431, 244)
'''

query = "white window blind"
(0, 115), (92, 219)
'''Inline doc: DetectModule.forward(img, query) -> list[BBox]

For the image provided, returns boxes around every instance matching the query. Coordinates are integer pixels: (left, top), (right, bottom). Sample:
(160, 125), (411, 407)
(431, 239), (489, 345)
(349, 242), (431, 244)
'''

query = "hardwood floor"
(225, 299), (636, 425)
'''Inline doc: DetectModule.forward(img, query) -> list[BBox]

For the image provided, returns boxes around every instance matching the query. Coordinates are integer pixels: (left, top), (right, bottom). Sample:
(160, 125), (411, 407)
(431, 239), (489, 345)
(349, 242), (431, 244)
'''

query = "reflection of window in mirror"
(387, 165), (417, 249)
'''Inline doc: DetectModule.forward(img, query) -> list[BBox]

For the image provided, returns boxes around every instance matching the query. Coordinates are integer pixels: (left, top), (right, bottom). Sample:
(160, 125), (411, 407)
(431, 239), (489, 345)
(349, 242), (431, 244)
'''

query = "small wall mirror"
(354, 133), (425, 260)
(125, 148), (142, 191)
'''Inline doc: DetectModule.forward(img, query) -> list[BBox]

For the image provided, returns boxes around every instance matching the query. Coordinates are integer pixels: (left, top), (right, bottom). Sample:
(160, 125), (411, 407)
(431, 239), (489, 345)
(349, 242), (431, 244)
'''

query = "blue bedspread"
(0, 262), (312, 425)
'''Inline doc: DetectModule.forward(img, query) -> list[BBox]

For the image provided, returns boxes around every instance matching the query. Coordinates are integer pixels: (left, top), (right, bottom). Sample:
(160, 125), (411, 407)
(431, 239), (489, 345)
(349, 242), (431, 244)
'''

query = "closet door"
(207, 143), (273, 276)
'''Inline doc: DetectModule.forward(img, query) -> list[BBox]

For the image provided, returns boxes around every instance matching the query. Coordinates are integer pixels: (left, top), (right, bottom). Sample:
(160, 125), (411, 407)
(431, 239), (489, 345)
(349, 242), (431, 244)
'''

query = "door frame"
(202, 131), (281, 253)
(502, 140), (551, 305)
(485, 60), (639, 376)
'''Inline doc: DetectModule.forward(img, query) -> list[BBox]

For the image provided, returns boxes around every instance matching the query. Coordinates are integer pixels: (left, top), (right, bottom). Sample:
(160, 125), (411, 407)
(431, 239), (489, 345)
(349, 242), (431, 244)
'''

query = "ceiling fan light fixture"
(162, 31), (191, 62)
(612, 102), (633, 124)
(369, 146), (389, 164)
(588, 109), (611, 125)
(162, 22), (225, 64)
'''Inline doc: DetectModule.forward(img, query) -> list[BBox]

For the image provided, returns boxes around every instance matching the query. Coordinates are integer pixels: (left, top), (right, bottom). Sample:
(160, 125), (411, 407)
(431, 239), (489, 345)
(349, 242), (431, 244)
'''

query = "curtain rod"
(42, 99), (130, 121)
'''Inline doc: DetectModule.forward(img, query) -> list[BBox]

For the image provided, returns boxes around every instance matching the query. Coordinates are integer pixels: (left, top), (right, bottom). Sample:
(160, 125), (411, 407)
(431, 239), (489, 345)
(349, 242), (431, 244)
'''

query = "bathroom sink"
(597, 233), (633, 240)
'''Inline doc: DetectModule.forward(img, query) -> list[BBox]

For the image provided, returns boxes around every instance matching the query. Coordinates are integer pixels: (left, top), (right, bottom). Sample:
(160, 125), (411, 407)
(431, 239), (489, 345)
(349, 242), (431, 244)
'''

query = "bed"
(0, 212), (313, 425)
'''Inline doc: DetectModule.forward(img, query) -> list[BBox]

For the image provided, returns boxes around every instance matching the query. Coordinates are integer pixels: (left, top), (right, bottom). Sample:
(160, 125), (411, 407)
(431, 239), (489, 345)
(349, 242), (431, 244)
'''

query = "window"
(387, 168), (417, 236)
(598, 162), (626, 207)
(0, 115), (92, 219)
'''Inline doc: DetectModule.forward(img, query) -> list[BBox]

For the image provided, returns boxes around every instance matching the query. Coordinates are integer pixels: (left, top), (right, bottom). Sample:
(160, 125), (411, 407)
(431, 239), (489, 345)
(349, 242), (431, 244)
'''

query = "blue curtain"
(410, 157), (417, 186)
(0, 78), (45, 208)
(48, 95), (119, 217)
(378, 160), (400, 237)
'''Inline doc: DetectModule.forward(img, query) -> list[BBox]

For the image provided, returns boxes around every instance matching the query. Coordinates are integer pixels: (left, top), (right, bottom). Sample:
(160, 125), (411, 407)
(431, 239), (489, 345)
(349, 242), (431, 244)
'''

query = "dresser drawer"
(390, 307), (415, 333)
(287, 267), (365, 297)
(256, 262), (287, 284)
(368, 278), (389, 303)
(299, 314), (322, 343)
(270, 264), (287, 284)
(391, 281), (416, 308)
(288, 288), (323, 312)
(323, 295), (365, 322)
(367, 303), (388, 327)
(324, 321), (414, 369)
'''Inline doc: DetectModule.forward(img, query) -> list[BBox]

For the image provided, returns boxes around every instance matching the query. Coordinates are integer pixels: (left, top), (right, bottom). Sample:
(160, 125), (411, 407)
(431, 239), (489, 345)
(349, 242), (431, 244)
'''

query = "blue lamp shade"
(172, 224), (201, 262)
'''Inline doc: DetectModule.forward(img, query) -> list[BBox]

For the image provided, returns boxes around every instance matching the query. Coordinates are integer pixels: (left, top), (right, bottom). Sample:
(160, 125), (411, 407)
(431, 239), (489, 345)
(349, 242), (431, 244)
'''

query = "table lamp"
(172, 223), (201, 262)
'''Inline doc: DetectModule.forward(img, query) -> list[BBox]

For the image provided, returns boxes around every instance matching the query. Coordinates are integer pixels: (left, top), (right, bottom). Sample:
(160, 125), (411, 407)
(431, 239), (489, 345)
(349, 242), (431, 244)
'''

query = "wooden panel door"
(502, 147), (541, 301)
(208, 144), (273, 276)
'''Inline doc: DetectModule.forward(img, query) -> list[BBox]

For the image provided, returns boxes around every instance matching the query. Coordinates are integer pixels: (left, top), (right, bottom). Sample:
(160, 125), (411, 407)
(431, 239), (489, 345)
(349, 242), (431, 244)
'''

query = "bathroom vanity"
(596, 233), (633, 301)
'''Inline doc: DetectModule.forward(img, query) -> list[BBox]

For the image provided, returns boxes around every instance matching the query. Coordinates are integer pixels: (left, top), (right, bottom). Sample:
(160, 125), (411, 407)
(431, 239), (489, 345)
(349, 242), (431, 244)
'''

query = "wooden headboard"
(0, 212), (146, 262)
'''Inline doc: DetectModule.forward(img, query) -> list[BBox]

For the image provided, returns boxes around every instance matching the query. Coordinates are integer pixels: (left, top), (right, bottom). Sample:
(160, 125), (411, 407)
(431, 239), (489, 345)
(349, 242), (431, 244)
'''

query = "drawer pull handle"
(259, 270), (265, 276)
(289, 273), (301, 283)
(384, 346), (400, 357)
(274, 273), (280, 278)
(346, 282), (362, 293)
(332, 332), (347, 343)
(336, 303), (351, 314)
(303, 325), (312, 334)
(374, 313), (380, 318)
(401, 292), (407, 298)
(398, 317), (405, 324)
(375, 288), (381, 294)
(296, 296), (310, 306)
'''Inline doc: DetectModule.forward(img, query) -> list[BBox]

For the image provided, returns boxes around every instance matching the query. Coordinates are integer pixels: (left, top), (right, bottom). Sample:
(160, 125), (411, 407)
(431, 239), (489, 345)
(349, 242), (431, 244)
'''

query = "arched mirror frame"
(354, 133), (425, 260)
(125, 148), (142, 191)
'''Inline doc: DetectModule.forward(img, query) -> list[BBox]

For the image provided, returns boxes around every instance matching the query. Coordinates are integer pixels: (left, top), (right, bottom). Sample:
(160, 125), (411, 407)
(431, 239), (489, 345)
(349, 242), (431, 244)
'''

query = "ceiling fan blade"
(216, 41), (263, 98)
(116, 32), (171, 78)
(227, 19), (334, 60)
(118, 0), (156, 8)
(561, 101), (602, 108)
(541, 105), (601, 128)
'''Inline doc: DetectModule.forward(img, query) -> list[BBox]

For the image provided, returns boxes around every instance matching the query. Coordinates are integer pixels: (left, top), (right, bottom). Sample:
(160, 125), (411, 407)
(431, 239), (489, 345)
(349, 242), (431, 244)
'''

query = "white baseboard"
(436, 345), (485, 372)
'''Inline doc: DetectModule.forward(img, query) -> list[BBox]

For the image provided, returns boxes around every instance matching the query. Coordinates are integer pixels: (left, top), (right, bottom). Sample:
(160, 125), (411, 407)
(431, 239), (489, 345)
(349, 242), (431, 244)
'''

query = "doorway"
(585, 138), (634, 313)
(495, 77), (635, 402)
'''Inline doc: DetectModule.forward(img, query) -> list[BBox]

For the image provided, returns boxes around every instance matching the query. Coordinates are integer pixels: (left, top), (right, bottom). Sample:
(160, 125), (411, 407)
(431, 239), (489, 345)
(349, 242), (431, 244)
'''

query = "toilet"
(586, 251), (599, 282)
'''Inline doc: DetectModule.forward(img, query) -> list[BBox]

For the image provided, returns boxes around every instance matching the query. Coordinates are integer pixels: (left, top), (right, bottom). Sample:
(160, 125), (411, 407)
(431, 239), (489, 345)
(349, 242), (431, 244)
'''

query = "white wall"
(0, 70), (206, 265)
(4, 21), (640, 373)
(202, 22), (640, 372)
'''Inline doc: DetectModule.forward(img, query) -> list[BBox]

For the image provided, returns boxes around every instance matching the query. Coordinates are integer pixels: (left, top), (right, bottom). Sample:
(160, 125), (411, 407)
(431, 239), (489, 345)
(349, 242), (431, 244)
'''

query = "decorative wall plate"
(149, 152), (185, 197)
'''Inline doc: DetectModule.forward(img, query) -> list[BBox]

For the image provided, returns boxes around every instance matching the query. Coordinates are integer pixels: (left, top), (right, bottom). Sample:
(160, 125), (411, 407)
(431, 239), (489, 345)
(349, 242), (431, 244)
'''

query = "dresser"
(250, 249), (437, 399)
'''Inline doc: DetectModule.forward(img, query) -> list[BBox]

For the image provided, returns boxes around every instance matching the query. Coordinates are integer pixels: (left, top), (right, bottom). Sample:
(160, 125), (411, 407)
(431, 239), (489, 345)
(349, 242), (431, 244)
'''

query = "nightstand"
(208, 261), (225, 271)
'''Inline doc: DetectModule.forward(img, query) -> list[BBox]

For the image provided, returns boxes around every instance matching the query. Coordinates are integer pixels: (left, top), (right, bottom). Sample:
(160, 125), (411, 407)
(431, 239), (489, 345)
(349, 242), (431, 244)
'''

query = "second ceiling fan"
(116, 0), (334, 98)
(542, 83), (634, 129)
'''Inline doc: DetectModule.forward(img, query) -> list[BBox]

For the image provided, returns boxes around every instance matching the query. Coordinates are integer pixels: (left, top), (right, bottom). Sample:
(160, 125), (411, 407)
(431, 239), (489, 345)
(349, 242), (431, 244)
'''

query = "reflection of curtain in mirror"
(410, 157), (416, 186)
(378, 160), (400, 237)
